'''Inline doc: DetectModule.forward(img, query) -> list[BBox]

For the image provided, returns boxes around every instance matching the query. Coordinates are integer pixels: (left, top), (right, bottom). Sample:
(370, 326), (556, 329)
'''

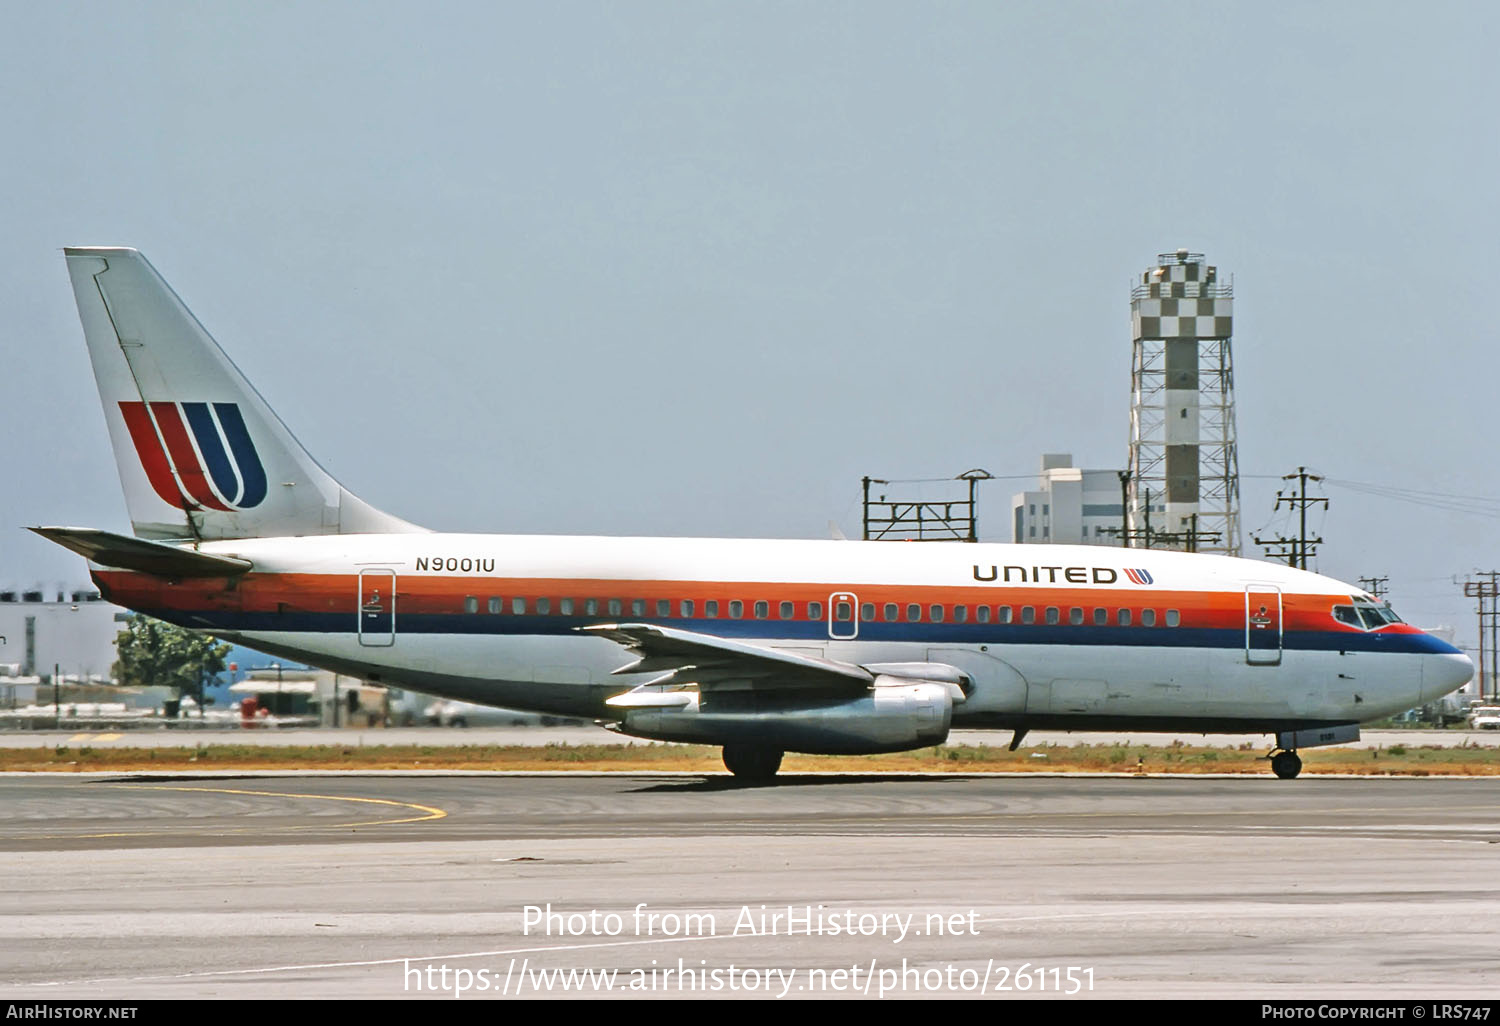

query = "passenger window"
(780, 601), (794, 619)
(953, 605), (968, 623)
(1045, 607), (1059, 625)
(1165, 609), (1180, 627)
(656, 599), (671, 617)
(835, 601), (852, 621)
(976, 605), (991, 624)
(907, 603), (921, 622)
(512, 597), (527, 615)
(729, 600), (744, 619)
(536, 597), (551, 615)
(585, 598), (599, 616)
(1141, 608), (1157, 627)
(488, 596), (502, 614)
(705, 600), (719, 618)
(808, 601), (822, 620)
(1093, 607), (1107, 625)
(631, 599), (645, 617)
(998, 606), (1013, 624)
(884, 603), (898, 622)
(680, 599), (695, 617)
(860, 602), (874, 621)
(1021, 606), (1036, 625)
(1118, 608), (1132, 626)
(1069, 607), (1083, 625)
(560, 597), (575, 616)
(930, 604), (945, 622)
(754, 600), (769, 619)
(607, 599), (622, 616)
(464, 596), (478, 614)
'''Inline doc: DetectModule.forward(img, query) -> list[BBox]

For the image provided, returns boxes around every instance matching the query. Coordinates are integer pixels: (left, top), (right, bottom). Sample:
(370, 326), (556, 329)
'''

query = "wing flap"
(582, 623), (874, 693)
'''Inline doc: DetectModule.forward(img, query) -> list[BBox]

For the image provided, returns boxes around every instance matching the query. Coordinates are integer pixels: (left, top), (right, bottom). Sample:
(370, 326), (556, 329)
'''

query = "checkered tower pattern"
(1127, 250), (1240, 555)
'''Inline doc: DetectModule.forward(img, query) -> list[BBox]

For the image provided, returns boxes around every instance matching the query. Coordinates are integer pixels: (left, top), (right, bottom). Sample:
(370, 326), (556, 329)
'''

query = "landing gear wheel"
(722, 745), (784, 782)
(1270, 750), (1302, 780)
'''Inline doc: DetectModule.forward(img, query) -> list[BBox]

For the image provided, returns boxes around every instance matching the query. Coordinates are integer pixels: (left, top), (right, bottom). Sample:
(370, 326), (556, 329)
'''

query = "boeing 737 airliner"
(34, 248), (1473, 779)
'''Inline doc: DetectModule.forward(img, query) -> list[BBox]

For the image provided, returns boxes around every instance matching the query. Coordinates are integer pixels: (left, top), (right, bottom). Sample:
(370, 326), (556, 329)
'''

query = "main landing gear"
(722, 745), (784, 782)
(1269, 749), (1303, 780)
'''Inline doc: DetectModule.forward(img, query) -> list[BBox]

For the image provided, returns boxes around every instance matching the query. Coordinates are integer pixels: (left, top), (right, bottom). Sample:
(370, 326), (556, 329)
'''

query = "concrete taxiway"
(1, 773), (1498, 999)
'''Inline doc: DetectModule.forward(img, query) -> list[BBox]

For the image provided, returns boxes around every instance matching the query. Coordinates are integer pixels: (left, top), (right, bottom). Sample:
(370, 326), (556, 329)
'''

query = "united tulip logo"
(120, 401), (267, 511)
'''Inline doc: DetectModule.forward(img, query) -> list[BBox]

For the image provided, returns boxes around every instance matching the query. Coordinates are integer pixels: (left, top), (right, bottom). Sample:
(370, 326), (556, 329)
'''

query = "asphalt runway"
(3, 724), (1496, 748)
(2, 773), (1498, 1000)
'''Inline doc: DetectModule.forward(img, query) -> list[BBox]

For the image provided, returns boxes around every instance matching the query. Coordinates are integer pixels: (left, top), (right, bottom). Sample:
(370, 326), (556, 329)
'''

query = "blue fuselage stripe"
(149, 609), (1459, 655)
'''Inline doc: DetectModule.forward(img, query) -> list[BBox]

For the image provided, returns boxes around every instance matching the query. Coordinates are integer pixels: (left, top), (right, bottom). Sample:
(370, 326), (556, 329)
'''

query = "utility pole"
(1117, 470), (1130, 549)
(1358, 576), (1390, 602)
(1463, 572), (1500, 702)
(1101, 521), (1222, 551)
(860, 470), (990, 542)
(1102, 493), (1222, 551)
(862, 476), (872, 542)
(1252, 466), (1328, 569)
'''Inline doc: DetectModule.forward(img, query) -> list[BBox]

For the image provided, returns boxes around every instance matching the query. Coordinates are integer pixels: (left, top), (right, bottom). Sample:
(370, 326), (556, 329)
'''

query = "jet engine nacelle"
(615, 679), (954, 755)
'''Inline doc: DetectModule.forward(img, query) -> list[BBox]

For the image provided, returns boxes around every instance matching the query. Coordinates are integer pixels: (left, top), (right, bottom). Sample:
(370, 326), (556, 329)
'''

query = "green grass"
(7, 740), (1500, 775)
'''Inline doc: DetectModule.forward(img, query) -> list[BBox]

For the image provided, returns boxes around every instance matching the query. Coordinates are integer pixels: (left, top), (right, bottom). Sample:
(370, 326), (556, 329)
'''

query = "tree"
(112, 616), (231, 716)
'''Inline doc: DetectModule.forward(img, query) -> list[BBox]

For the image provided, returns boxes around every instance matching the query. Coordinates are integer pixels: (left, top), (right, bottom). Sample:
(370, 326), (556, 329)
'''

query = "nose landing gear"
(1269, 749), (1303, 780)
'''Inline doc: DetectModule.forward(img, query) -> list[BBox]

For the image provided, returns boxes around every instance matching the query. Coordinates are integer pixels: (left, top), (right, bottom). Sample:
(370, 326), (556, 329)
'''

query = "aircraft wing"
(582, 623), (875, 694)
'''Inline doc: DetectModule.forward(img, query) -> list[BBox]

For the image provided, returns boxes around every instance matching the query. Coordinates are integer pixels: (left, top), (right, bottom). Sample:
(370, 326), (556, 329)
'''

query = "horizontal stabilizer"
(29, 526), (252, 578)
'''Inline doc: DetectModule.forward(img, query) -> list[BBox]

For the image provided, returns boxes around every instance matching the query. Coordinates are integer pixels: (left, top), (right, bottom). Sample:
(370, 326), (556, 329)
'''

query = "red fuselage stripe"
(91, 570), (1403, 637)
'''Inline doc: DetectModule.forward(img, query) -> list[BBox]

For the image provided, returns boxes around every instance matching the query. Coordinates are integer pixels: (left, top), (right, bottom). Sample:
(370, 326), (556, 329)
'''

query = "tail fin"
(64, 247), (426, 540)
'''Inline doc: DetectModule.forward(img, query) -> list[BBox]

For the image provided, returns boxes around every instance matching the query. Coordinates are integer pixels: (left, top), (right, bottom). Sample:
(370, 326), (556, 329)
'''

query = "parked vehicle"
(1469, 705), (1500, 730)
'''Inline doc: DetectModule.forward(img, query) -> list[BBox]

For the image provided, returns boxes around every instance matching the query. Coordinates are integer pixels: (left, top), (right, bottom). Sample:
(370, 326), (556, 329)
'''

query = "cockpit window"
(1333, 605), (1361, 628)
(1339, 599), (1405, 630)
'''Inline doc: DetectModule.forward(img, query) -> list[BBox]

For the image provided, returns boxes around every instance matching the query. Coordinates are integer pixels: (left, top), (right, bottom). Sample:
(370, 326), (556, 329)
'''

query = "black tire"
(1271, 750), (1302, 780)
(722, 744), (784, 781)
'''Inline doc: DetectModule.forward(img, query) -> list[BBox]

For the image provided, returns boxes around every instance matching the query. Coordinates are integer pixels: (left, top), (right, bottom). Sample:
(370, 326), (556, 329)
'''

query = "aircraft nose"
(1423, 651), (1474, 702)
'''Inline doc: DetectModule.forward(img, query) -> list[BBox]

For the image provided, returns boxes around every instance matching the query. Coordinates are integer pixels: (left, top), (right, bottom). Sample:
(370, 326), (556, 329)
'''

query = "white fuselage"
(92, 534), (1471, 735)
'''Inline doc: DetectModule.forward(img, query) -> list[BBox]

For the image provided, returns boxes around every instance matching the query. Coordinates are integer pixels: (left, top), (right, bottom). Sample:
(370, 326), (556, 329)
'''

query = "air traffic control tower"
(1127, 249), (1242, 556)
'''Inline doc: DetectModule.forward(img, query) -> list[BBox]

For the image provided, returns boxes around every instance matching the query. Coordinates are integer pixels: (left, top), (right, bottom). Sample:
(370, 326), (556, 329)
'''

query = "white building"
(0, 589), (128, 681)
(1010, 454), (1133, 546)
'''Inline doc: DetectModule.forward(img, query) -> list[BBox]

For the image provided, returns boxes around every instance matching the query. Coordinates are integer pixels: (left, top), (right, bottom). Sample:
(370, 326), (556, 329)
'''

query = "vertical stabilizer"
(64, 247), (426, 540)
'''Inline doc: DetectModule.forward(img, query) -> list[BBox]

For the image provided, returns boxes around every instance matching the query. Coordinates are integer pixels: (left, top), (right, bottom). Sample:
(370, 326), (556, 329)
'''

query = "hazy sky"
(3, 2), (1497, 644)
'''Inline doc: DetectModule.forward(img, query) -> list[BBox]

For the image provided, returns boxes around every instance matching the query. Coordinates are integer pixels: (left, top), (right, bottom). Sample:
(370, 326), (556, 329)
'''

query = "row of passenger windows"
(462, 597), (818, 619)
(460, 595), (1181, 627)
